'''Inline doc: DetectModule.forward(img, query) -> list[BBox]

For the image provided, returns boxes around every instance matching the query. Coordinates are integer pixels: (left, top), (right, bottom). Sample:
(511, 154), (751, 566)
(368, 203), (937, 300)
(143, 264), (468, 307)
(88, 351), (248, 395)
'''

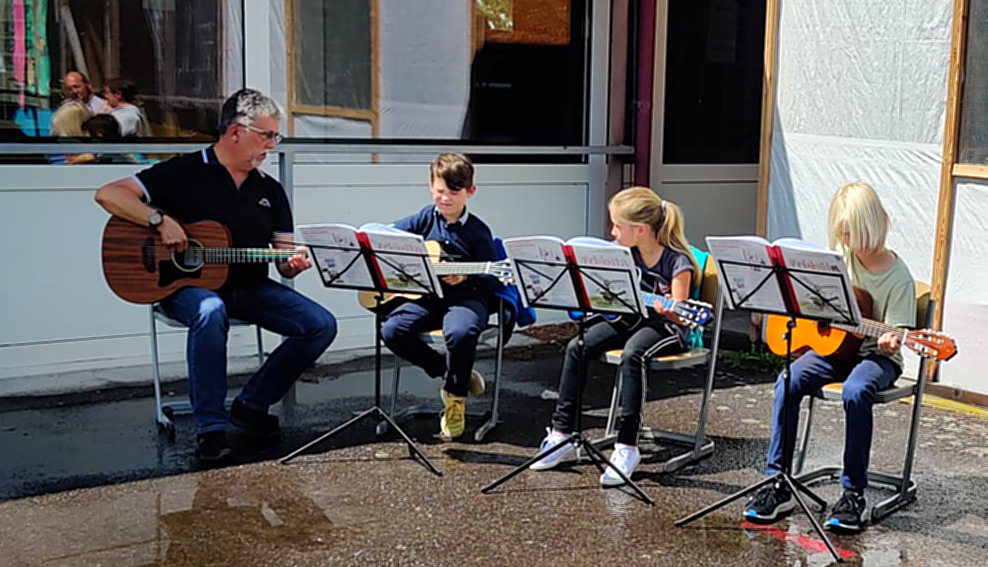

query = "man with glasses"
(95, 89), (337, 465)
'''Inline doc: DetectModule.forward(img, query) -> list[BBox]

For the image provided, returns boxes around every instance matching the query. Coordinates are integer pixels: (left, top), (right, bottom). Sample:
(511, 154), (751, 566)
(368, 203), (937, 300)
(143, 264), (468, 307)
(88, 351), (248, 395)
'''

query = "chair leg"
(475, 304), (505, 441)
(149, 306), (175, 441)
(376, 356), (403, 436)
(795, 396), (815, 475)
(653, 289), (723, 472)
(254, 325), (264, 366)
(869, 374), (928, 522)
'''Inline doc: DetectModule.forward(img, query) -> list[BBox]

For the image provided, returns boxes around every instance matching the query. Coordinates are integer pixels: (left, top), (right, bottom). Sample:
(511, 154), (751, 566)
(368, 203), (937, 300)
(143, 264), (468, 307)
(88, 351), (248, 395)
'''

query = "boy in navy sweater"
(381, 153), (499, 440)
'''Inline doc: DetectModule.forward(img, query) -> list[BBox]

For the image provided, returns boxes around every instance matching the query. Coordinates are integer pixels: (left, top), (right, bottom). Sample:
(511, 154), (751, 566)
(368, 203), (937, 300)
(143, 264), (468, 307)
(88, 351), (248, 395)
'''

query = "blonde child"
(530, 186), (699, 486)
(744, 181), (915, 533)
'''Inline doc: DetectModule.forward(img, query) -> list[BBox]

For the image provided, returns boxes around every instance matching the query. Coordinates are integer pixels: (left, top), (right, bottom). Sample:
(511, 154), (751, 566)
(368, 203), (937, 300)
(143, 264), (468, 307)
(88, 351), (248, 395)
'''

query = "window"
(289, 0), (374, 117)
(284, 0), (588, 145)
(0, 0), (241, 142)
(662, 0), (766, 164)
(958, 0), (988, 165)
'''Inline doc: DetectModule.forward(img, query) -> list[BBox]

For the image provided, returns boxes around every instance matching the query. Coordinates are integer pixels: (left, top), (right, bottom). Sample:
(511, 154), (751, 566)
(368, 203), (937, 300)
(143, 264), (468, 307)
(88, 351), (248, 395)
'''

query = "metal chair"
(594, 251), (724, 472)
(149, 303), (265, 438)
(379, 299), (507, 441)
(793, 282), (935, 523)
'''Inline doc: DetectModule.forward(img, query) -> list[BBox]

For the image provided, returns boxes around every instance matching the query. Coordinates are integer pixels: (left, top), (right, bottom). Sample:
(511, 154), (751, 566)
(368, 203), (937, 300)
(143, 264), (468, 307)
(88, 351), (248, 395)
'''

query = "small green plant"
(723, 345), (786, 374)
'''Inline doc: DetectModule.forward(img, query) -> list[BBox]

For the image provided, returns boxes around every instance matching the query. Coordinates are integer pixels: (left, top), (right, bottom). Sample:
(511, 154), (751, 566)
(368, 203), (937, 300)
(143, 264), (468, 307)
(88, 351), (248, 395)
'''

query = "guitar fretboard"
(831, 319), (908, 343)
(432, 262), (500, 276)
(155, 247), (300, 264)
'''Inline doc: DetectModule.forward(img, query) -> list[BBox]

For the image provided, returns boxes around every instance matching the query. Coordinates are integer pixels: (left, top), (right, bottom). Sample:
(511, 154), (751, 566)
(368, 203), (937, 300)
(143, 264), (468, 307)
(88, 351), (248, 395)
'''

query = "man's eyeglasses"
(237, 122), (284, 144)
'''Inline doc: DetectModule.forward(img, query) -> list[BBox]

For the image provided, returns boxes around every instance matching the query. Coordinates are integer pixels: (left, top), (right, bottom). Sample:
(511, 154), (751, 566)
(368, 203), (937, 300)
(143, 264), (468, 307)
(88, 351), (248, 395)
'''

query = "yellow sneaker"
(439, 390), (467, 440)
(468, 369), (486, 397)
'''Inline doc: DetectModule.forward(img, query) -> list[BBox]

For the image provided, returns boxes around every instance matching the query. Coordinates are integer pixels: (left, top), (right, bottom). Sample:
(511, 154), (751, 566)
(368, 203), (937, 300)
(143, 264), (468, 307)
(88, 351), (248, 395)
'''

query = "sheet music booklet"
(297, 223), (442, 297)
(503, 235), (644, 315)
(705, 235), (859, 323)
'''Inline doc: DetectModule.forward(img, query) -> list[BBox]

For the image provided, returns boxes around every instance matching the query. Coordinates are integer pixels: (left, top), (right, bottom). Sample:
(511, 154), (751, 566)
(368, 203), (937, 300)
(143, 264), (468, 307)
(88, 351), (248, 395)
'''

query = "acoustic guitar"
(357, 241), (513, 313)
(764, 288), (956, 361)
(101, 216), (304, 304)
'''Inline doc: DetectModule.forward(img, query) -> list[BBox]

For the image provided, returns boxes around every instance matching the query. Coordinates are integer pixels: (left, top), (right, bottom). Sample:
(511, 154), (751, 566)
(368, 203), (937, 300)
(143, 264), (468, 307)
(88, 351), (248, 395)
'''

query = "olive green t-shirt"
(845, 252), (916, 369)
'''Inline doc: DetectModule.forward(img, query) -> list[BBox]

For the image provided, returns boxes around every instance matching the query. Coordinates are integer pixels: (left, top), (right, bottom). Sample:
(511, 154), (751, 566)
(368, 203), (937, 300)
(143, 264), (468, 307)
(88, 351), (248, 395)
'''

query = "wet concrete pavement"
(1, 343), (987, 566)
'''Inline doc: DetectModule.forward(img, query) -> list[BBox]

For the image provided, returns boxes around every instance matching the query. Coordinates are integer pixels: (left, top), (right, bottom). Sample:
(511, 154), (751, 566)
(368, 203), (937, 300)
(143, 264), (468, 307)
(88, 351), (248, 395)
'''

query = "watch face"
(149, 212), (163, 227)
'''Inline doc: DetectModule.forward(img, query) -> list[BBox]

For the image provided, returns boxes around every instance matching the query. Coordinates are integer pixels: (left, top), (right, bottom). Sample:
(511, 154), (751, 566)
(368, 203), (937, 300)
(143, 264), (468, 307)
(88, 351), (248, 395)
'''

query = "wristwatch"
(148, 210), (165, 229)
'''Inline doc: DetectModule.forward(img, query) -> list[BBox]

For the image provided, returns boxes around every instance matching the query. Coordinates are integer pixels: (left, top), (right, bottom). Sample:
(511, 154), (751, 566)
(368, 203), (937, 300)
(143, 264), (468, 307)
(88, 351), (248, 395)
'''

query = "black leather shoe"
(196, 431), (233, 465)
(229, 397), (281, 441)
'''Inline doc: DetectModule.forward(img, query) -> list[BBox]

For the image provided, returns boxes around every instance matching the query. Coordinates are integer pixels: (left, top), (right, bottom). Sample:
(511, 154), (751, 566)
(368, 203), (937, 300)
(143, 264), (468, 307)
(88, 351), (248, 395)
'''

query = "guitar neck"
(190, 248), (300, 264)
(640, 291), (678, 311)
(831, 319), (904, 341)
(432, 261), (498, 276)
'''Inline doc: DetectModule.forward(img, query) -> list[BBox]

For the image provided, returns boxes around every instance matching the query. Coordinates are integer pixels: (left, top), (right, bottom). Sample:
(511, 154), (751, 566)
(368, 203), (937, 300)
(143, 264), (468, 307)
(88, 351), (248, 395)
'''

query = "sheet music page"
(566, 237), (644, 316)
(503, 236), (578, 309)
(706, 235), (787, 312)
(360, 224), (442, 297)
(297, 223), (375, 288)
(774, 238), (861, 323)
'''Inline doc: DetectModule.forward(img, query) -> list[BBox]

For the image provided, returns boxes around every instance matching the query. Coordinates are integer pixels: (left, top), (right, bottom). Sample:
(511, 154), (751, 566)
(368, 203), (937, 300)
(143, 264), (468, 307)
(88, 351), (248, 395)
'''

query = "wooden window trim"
(284, 0), (379, 137)
(952, 163), (988, 180)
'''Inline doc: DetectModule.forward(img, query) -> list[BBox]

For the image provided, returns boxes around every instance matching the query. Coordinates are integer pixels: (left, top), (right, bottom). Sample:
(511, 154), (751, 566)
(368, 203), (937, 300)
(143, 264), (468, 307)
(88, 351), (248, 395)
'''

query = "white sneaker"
(468, 369), (486, 397)
(600, 443), (641, 487)
(529, 428), (577, 471)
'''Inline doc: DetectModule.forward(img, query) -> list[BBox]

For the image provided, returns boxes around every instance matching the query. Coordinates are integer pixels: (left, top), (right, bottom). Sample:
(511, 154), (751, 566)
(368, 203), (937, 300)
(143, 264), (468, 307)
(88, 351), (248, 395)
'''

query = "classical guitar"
(357, 241), (513, 313)
(101, 216), (304, 304)
(764, 288), (957, 361)
(638, 293), (713, 328)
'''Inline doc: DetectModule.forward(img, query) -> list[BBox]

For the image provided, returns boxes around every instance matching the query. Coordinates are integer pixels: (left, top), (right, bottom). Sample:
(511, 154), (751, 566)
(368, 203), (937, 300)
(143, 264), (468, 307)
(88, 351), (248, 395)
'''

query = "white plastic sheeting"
(941, 180), (988, 391)
(767, 1), (984, 393)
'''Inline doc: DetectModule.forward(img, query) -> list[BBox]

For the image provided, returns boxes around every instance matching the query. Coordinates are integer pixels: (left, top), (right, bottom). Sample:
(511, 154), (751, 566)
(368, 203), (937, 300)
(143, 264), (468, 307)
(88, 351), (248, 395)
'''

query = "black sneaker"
(826, 490), (866, 533)
(229, 397), (281, 441)
(744, 481), (796, 523)
(196, 431), (233, 465)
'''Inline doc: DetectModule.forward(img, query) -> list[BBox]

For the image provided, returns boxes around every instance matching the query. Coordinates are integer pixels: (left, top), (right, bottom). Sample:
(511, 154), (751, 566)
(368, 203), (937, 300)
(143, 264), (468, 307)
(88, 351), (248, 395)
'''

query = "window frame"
(284, 0), (380, 137)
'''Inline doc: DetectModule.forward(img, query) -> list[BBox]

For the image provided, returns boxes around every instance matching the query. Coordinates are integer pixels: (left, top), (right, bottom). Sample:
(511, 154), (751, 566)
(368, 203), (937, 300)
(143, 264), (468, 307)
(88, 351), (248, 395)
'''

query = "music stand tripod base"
(279, 296), (442, 477)
(673, 318), (844, 563)
(480, 316), (655, 506)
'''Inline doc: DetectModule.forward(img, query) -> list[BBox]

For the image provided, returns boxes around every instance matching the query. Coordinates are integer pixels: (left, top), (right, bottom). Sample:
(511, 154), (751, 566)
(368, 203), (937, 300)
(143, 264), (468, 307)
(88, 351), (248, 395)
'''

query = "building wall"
(765, 0), (987, 394)
(0, 161), (593, 394)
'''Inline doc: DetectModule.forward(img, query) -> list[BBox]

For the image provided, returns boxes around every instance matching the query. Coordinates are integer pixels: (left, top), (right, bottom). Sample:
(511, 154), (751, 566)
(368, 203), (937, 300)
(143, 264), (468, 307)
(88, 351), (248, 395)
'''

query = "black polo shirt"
(134, 146), (293, 289)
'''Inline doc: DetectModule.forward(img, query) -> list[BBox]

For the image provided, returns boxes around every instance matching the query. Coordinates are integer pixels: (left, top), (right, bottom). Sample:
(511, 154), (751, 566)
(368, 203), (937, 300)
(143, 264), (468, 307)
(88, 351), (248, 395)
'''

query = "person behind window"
(59, 71), (105, 116)
(67, 114), (140, 164)
(100, 78), (152, 137)
(94, 88), (338, 465)
(50, 100), (92, 137)
(48, 101), (93, 164)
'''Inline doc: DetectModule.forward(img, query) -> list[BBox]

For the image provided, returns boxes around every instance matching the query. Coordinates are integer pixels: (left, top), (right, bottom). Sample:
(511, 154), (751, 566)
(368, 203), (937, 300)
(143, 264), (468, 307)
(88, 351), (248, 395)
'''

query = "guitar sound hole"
(173, 244), (203, 272)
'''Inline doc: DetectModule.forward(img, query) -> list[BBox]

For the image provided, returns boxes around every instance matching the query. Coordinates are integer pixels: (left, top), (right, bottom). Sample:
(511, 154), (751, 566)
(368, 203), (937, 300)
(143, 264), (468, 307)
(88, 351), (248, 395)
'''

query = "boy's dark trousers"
(381, 294), (490, 397)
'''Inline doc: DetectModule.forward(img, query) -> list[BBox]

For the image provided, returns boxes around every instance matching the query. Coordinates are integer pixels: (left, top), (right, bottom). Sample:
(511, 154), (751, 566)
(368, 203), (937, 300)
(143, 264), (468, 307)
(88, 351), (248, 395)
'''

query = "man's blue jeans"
(765, 351), (901, 491)
(160, 280), (337, 434)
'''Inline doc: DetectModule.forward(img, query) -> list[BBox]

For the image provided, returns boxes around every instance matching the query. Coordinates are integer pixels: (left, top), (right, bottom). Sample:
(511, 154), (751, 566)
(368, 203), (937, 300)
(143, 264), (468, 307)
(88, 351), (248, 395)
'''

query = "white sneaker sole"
(529, 445), (576, 471)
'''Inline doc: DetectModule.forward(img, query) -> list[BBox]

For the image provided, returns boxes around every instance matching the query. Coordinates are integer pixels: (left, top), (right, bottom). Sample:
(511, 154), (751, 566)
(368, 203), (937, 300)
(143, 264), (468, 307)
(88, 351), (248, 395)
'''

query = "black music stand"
(674, 253), (859, 563)
(279, 240), (443, 476)
(481, 253), (655, 505)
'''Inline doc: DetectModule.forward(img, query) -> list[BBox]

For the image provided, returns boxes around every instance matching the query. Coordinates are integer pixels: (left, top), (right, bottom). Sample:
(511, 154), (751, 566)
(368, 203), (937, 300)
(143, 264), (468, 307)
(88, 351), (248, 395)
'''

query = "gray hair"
(218, 88), (283, 134)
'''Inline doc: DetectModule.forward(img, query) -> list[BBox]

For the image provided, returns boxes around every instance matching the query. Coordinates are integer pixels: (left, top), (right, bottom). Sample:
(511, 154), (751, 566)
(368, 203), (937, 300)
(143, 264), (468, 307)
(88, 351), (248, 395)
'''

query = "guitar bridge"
(142, 238), (156, 273)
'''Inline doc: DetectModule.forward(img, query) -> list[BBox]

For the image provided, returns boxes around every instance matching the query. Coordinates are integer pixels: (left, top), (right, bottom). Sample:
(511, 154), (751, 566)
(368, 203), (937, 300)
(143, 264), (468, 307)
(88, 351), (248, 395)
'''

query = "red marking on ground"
(740, 521), (857, 560)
